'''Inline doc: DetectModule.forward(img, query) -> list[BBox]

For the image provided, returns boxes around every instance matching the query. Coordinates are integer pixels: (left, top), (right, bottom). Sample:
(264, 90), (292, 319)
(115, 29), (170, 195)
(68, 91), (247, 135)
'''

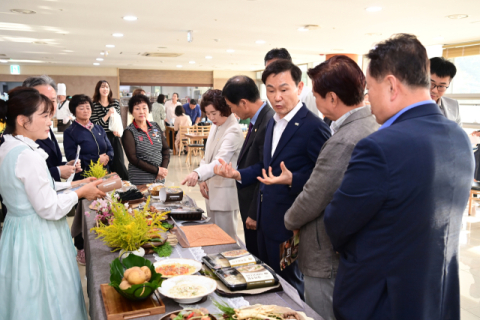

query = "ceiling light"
(100, 52), (105, 55)
(96, 58), (104, 61)
(112, 33), (123, 37)
(106, 44), (115, 48)
(205, 56), (212, 59)
(93, 63), (100, 66)
(10, 9), (36, 14)
(255, 40), (265, 44)
(189, 61), (195, 64)
(226, 49), (235, 53)
(298, 27), (309, 32)
(187, 30), (193, 43)
(176, 65), (182, 68)
(122, 16), (137, 21)
(447, 14), (468, 19)
(0, 60), (8, 63)
(366, 6), (382, 12)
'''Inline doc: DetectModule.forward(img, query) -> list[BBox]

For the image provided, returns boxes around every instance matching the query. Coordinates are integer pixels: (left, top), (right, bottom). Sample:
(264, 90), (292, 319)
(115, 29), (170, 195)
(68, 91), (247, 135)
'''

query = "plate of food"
(213, 301), (306, 320)
(148, 183), (164, 197)
(160, 308), (217, 320)
(154, 259), (202, 278)
(221, 249), (250, 259)
(158, 275), (217, 303)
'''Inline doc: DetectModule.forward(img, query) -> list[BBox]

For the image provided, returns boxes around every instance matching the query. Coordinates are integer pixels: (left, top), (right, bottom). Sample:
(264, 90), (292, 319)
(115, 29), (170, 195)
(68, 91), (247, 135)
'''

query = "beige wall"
(212, 70), (257, 90)
(119, 69), (213, 87)
(0, 66), (119, 98)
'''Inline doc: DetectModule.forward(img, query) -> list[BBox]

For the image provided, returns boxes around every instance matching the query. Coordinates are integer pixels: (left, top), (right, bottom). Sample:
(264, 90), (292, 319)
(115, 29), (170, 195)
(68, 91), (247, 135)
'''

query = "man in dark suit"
(22, 76), (80, 181)
(215, 60), (331, 297)
(324, 34), (474, 320)
(221, 75), (275, 258)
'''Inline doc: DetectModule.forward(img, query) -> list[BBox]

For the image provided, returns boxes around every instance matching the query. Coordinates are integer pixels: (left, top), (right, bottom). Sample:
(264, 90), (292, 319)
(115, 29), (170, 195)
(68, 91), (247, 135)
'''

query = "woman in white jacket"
(182, 89), (244, 240)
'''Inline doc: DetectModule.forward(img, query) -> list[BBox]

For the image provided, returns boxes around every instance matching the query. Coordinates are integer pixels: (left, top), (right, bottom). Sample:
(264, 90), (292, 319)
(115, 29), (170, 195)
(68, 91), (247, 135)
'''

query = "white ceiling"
(0, 0), (479, 71)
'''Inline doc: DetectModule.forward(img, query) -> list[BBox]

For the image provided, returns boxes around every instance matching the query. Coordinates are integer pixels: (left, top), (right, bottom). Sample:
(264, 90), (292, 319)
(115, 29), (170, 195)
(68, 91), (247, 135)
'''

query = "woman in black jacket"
(63, 94), (114, 181)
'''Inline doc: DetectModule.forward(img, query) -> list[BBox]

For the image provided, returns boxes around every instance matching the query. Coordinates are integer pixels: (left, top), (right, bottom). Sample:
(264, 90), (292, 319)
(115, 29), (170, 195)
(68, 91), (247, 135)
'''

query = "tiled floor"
(70, 153), (480, 319)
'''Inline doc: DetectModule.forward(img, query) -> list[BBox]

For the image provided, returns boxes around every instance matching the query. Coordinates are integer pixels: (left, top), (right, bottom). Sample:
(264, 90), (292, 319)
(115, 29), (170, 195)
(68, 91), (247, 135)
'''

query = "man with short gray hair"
(22, 75), (81, 181)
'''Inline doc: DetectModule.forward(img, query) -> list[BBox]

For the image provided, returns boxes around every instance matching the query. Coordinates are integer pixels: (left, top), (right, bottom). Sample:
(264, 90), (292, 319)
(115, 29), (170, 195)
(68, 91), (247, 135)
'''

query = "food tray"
(212, 263), (279, 292)
(169, 210), (204, 221)
(202, 253), (262, 270)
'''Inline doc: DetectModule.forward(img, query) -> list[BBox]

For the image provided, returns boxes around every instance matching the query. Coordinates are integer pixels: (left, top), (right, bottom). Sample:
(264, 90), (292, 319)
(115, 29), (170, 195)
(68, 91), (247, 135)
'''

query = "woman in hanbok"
(0, 87), (106, 320)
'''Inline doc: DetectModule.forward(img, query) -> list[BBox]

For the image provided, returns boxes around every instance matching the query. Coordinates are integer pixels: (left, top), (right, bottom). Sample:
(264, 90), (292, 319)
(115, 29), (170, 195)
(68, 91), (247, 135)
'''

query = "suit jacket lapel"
(205, 114), (232, 162)
(264, 118), (274, 166)
(270, 106), (306, 164)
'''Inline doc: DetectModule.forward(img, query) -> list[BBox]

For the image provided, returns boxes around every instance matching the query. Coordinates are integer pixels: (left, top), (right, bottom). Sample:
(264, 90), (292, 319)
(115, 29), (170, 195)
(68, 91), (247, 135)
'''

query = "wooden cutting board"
(100, 284), (165, 320)
(174, 224), (236, 247)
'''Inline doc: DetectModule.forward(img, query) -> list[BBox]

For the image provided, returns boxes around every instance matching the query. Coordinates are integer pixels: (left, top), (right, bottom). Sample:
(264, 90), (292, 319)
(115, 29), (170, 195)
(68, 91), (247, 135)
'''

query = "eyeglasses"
(430, 81), (449, 92)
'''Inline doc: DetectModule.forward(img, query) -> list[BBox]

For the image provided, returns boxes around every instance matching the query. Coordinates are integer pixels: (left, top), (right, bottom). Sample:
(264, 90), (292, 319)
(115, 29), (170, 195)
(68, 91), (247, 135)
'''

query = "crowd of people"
(0, 33), (475, 320)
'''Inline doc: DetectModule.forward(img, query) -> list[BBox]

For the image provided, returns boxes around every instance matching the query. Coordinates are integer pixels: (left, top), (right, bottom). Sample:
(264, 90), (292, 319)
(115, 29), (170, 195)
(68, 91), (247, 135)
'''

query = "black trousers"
(106, 131), (129, 181)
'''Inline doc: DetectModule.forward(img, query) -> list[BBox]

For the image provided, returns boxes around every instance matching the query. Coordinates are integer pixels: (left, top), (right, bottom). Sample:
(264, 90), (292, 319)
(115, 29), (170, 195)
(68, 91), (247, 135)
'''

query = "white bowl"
(158, 275), (217, 303)
(153, 258), (202, 278)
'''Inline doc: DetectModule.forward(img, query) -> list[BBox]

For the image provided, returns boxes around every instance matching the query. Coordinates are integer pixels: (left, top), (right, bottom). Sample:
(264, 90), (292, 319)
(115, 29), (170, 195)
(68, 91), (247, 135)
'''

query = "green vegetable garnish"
(161, 222), (174, 230)
(152, 242), (173, 257)
(212, 299), (235, 320)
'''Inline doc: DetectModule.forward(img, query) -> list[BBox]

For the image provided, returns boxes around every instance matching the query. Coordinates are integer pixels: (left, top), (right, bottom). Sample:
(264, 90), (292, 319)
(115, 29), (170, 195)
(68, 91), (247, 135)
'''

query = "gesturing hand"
(213, 158), (241, 180)
(181, 171), (199, 187)
(199, 181), (209, 199)
(257, 161), (292, 185)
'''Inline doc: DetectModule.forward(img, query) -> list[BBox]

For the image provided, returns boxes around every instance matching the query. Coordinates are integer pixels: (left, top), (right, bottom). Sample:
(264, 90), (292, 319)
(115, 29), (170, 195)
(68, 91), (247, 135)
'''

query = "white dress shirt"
(271, 101), (303, 156)
(0, 135), (78, 220)
(164, 100), (182, 124)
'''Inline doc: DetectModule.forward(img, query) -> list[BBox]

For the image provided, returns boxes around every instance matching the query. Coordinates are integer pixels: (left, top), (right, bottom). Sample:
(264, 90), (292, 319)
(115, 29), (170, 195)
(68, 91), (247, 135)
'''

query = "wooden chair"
(468, 181), (480, 216)
(186, 126), (206, 165)
(177, 126), (191, 156)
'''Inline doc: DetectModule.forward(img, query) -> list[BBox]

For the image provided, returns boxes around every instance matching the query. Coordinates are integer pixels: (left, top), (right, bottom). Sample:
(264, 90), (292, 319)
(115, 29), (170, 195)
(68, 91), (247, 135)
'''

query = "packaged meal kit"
(160, 187), (184, 202)
(202, 249), (261, 270)
(214, 264), (279, 291)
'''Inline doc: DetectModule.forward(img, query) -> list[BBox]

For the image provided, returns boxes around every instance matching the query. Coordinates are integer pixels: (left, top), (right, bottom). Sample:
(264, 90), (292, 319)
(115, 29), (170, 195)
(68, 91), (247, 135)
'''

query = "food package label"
(228, 255), (256, 267)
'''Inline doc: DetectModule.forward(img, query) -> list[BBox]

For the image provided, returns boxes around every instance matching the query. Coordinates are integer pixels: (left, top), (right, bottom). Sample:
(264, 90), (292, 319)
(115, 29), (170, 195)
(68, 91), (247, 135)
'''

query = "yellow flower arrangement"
(91, 196), (169, 252)
(83, 159), (108, 179)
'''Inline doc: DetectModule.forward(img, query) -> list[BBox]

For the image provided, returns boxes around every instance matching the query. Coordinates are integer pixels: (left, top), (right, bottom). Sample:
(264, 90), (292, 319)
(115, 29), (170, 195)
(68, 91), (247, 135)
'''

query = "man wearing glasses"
(430, 57), (461, 125)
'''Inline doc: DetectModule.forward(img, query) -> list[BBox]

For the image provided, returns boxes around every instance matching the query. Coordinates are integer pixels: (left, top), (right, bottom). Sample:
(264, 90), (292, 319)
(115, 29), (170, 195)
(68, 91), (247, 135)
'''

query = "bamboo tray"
(100, 284), (165, 320)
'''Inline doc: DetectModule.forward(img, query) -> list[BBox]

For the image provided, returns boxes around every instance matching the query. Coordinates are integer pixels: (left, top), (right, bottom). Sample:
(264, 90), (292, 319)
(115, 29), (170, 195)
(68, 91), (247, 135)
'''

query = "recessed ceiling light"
(205, 56), (213, 59)
(0, 60), (8, 63)
(93, 63), (100, 66)
(226, 49), (235, 53)
(123, 16), (137, 21)
(255, 40), (266, 44)
(100, 52), (105, 55)
(447, 14), (468, 19)
(298, 27), (309, 32)
(96, 58), (104, 61)
(112, 33), (124, 37)
(366, 6), (382, 12)
(176, 65), (182, 68)
(189, 61), (195, 64)
(106, 44), (115, 48)
(10, 9), (36, 14)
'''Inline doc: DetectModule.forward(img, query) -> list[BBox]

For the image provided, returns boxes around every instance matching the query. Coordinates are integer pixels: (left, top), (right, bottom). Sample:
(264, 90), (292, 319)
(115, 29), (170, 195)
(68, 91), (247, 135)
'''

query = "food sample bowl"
(154, 258), (202, 278)
(148, 183), (164, 197)
(158, 275), (217, 303)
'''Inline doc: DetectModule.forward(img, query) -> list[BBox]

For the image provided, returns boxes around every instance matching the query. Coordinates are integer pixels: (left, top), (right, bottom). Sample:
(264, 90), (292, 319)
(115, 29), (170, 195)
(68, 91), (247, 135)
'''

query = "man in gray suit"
(430, 57), (461, 125)
(260, 56), (378, 320)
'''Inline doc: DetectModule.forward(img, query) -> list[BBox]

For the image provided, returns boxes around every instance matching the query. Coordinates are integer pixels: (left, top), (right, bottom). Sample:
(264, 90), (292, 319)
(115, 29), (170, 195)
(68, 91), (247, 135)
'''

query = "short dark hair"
(189, 99), (197, 105)
(222, 76), (260, 104)
(157, 94), (165, 104)
(430, 57), (457, 80)
(69, 94), (93, 116)
(175, 105), (185, 117)
(200, 89), (232, 117)
(264, 48), (292, 65)
(172, 92), (179, 99)
(262, 59), (302, 85)
(0, 87), (53, 134)
(128, 94), (152, 114)
(93, 80), (114, 103)
(307, 55), (366, 106)
(367, 34), (429, 89)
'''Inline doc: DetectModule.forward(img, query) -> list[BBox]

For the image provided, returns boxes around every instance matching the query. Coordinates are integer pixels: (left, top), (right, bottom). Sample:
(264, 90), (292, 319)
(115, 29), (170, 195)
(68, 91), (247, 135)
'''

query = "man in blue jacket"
(324, 34), (474, 320)
(215, 60), (331, 297)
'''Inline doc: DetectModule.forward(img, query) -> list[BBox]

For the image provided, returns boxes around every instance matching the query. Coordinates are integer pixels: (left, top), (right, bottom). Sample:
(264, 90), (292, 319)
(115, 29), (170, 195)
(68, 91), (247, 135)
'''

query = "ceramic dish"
(158, 275), (217, 303)
(154, 258), (202, 278)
